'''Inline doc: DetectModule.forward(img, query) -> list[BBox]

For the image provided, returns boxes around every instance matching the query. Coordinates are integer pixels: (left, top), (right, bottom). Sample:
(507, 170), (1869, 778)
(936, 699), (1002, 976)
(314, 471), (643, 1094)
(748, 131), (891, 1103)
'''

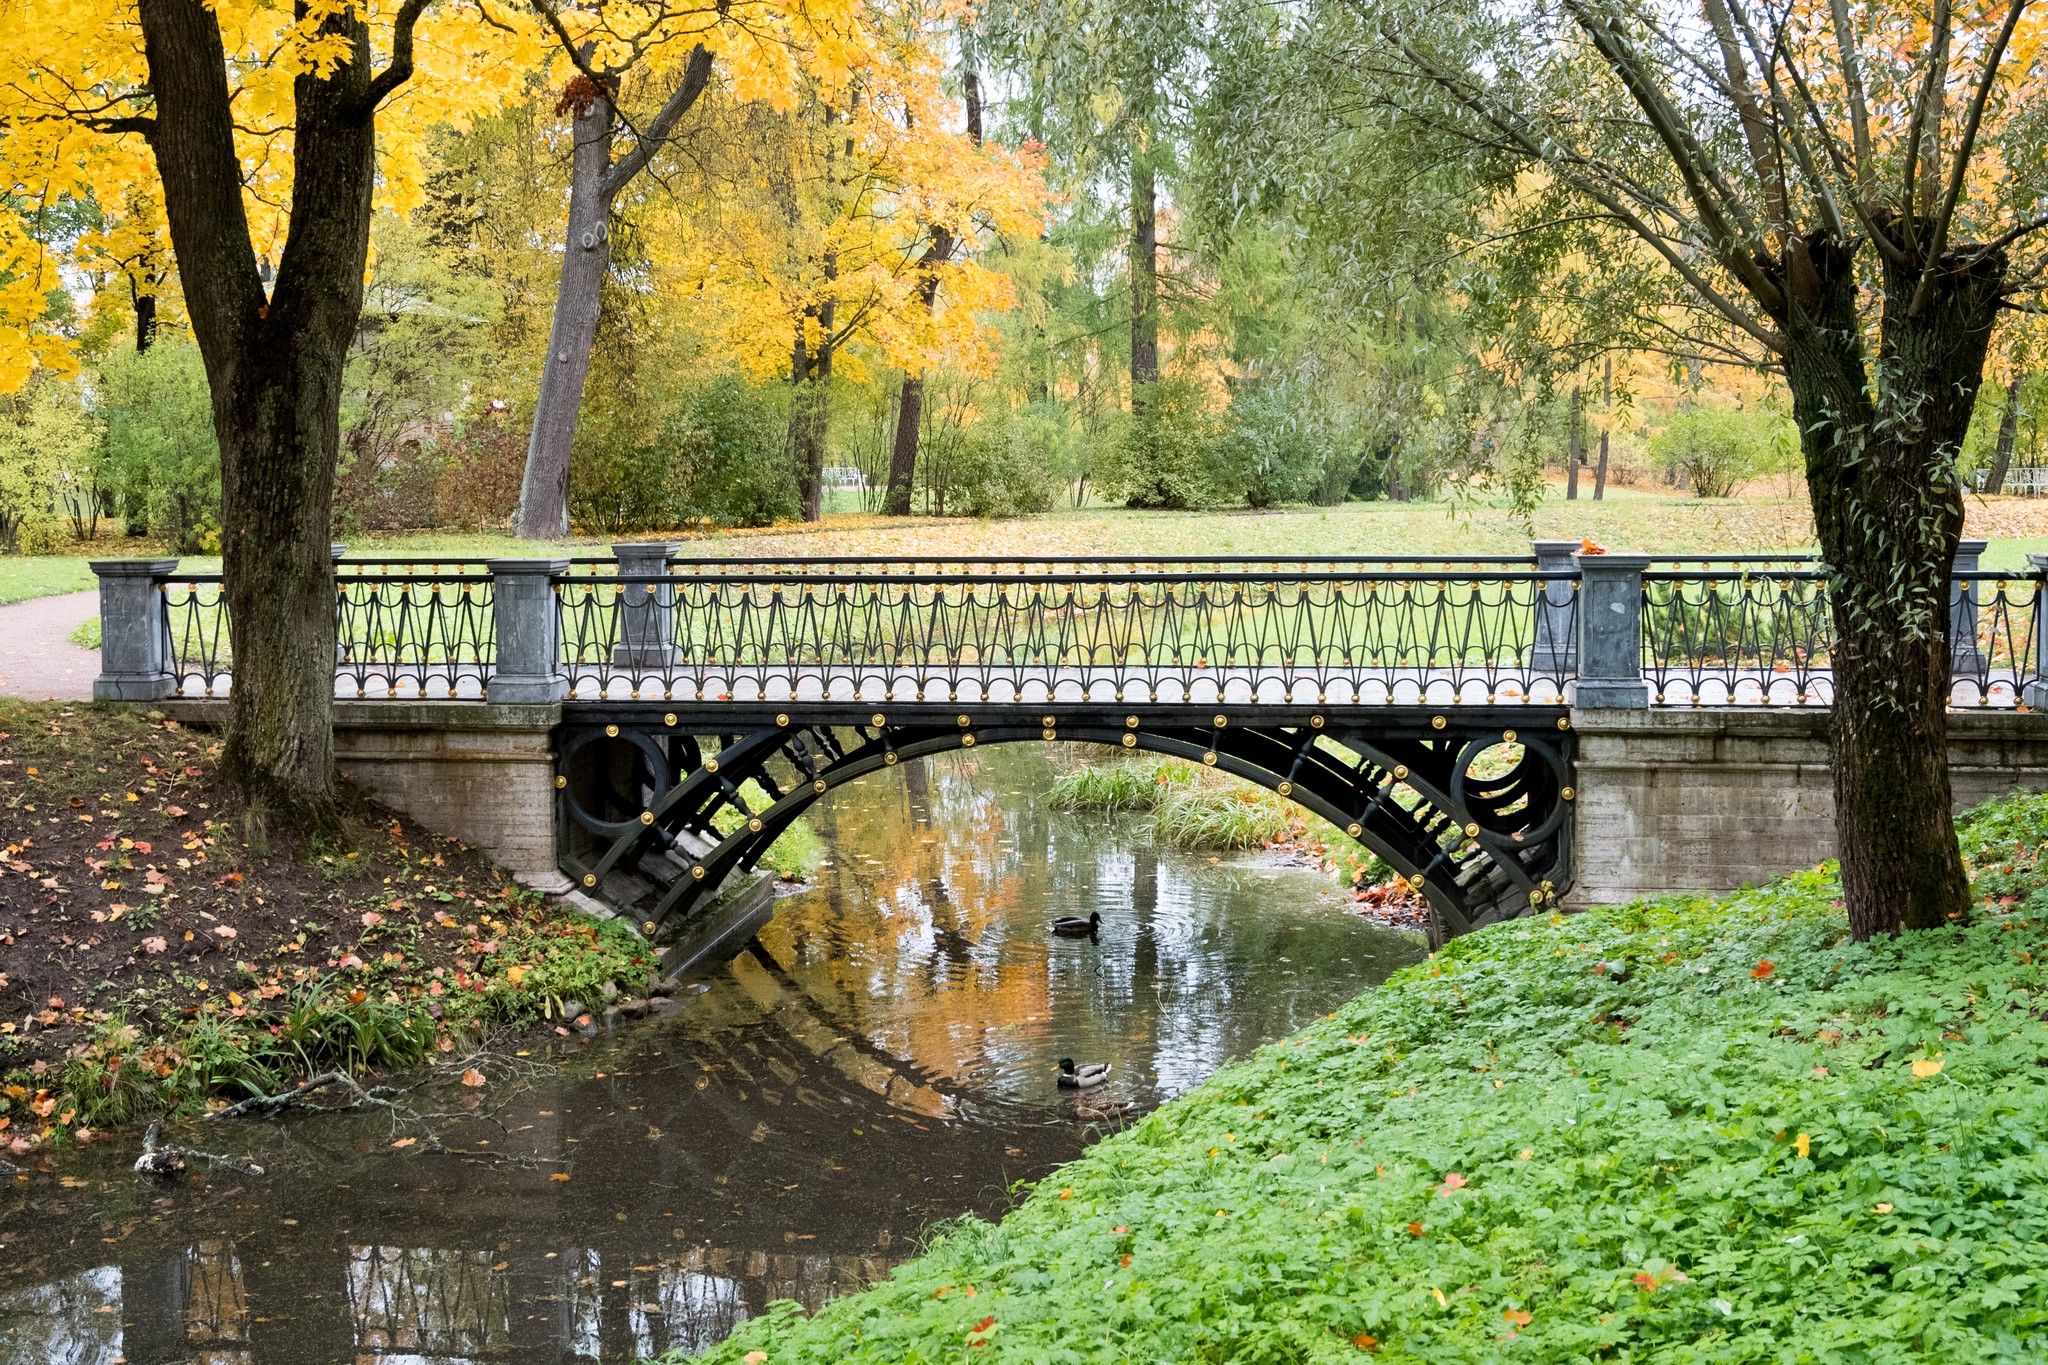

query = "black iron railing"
(163, 571), (494, 699)
(135, 550), (2044, 708)
(553, 568), (1580, 706)
(1640, 568), (2043, 707)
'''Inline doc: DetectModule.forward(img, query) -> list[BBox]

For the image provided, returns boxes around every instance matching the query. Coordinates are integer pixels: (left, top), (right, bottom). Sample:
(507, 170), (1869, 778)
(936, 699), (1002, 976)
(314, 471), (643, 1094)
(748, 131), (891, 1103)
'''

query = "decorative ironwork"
(164, 571), (496, 699)
(1641, 571), (1834, 705)
(1642, 569), (2043, 706)
(558, 707), (1574, 944)
(333, 574), (494, 699)
(556, 568), (1581, 708)
(164, 574), (231, 697)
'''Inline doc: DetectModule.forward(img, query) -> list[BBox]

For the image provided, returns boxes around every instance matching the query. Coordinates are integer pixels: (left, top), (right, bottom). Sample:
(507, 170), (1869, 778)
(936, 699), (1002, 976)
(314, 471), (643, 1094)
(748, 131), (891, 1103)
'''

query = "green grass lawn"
(10, 491), (2048, 610)
(680, 792), (2048, 1364)
(0, 555), (98, 605)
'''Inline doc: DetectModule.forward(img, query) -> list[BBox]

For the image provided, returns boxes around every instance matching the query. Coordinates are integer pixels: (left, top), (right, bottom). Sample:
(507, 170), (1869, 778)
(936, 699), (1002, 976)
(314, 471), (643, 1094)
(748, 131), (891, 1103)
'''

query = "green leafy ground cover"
(687, 794), (2048, 1363)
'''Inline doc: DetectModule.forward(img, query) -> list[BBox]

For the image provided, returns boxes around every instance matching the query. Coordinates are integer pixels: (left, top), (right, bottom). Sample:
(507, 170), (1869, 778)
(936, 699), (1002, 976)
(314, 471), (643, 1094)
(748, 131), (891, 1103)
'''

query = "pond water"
(0, 746), (1424, 1364)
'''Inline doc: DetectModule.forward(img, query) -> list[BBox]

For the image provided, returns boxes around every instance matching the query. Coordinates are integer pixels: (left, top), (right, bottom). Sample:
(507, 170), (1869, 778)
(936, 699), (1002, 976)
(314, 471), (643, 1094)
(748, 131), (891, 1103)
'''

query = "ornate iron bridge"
(98, 542), (2046, 942)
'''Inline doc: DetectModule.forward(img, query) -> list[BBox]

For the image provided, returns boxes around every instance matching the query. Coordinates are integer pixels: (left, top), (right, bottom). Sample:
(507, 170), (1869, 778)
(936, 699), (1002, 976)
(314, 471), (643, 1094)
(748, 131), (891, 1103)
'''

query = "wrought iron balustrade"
(109, 548), (2046, 709)
(1641, 568), (2043, 707)
(161, 571), (495, 699)
(554, 568), (1580, 706)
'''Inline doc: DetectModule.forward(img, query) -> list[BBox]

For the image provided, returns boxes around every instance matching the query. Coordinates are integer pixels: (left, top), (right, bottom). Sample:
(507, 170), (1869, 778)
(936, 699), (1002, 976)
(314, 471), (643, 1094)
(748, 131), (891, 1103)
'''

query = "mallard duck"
(1051, 912), (1101, 939)
(1071, 1098), (1133, 1123)
(1057, 1057), (1111, 1089)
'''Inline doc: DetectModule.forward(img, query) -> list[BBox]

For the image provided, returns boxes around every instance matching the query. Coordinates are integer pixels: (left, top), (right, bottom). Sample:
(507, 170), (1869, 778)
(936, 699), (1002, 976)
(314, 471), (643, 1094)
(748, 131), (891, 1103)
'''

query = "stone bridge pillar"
(1952, 538), (1987, 674)
(487, 558), (569, 703)
(2028, 553), (2048, 711)
(1530, 539), (1579, 676)
(90, 558), (179, 701)
(1572, 551), (1649, 708)
(612, 541), (680, 670)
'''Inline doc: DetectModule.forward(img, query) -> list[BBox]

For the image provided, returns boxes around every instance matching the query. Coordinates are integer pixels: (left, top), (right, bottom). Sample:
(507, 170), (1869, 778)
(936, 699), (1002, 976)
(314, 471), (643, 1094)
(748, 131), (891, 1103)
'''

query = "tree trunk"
(515, 86), (614, 539)
(132, 285), (158, 354)
(1593, 358), (1610, 499)
(139, 0), (399, 829)
(884, 227), (952, 518)
(1566, 385), (1582, 499)
(1780, 232), (2003, 938)
(1984, 375), (2021, 494)
(883, 64), (980, 517)
(883, 372), (926, 516)
(1129, 151), (1159, 397)
(789, 303), (835, 522)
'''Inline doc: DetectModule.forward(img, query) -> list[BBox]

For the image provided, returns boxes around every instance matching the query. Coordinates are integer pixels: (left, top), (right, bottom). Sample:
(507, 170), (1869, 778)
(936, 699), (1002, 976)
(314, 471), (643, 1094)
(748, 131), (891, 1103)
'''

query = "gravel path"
(0, 590), (99, 701)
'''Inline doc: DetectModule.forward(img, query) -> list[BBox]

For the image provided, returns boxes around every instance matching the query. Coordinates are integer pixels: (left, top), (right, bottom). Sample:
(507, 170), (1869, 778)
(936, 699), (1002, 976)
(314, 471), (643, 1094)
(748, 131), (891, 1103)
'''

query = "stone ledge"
(158, 699), (562, 731)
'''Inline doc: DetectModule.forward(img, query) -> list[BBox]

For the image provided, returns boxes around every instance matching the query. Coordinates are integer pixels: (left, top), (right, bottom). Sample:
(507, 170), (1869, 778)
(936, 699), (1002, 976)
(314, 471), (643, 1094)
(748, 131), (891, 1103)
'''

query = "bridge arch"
(555, 706), (1575, 946)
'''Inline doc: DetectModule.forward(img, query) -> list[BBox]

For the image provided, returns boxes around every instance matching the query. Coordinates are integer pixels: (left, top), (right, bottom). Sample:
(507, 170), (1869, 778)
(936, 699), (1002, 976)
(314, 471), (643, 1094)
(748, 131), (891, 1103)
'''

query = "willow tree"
(1320, 0), (2048, 935)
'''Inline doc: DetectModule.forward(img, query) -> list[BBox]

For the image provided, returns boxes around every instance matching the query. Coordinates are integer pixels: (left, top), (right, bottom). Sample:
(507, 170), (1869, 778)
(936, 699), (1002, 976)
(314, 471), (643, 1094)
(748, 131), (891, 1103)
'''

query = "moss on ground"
(681, 792), (2048, 1363)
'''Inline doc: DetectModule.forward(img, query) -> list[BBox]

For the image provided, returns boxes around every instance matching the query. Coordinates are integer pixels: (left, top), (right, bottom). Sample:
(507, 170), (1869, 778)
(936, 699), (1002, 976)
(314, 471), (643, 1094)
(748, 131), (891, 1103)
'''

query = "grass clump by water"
(684, 791), (2048, 1363)
(1051, 754), (1387, 890)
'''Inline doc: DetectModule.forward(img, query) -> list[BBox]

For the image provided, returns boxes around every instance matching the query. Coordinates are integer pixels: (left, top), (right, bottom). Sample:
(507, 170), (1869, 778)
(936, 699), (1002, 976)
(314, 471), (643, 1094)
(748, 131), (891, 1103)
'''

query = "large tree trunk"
(883, 67), (980, 517)
(1130, 151), (1159, 396)
(515, 86), (615, 539)
(1983, 375), (2022, 495)
(139, 0), (397, 829)
(883, 232), (950, 518)
(1781, 232), (2003, 938)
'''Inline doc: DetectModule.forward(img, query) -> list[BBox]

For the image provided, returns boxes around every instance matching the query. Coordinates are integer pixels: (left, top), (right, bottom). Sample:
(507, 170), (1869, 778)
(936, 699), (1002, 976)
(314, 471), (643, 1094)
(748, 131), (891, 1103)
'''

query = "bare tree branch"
(1900, 0), (1953, 247)
(601, 43), (715, 198)
(352, 0), (434, 118)
(1824, 0), (1875, 202)
(1559, 0), (1785, 314)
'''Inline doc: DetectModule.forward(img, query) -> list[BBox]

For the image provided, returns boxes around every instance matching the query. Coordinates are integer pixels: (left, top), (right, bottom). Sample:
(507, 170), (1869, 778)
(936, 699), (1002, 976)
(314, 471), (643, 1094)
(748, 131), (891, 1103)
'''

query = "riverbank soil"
(0, 698), (653, 1145)
(693, 792), (2048, 1363)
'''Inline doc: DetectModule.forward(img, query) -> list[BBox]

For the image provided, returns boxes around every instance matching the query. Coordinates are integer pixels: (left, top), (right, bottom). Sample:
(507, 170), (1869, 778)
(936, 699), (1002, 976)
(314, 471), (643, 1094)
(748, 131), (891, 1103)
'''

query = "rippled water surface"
(0, 746), (1423, 1363)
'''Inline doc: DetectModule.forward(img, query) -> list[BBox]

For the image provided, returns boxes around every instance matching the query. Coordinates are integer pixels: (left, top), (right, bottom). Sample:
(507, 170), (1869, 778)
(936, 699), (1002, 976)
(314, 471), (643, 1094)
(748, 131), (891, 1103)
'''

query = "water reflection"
(0, 747), (1422, 1363)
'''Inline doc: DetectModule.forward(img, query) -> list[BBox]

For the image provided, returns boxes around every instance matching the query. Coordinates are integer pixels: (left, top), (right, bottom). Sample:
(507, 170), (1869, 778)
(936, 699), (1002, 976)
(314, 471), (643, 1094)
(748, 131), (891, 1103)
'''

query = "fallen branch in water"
(203, 1070), (410, 1120)
(133, 1120), (266, 1179)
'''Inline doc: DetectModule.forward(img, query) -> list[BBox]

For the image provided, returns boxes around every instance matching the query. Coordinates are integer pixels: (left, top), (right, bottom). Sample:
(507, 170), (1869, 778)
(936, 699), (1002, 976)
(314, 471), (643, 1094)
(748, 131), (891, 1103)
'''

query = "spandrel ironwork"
(556, 709), (1575, 947)
(556, 570), (1582, 707)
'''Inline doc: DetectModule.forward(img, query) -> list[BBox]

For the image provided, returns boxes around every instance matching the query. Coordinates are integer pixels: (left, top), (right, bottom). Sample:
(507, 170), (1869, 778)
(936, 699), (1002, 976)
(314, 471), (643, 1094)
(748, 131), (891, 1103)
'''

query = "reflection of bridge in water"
(94, 541), (2048, 943)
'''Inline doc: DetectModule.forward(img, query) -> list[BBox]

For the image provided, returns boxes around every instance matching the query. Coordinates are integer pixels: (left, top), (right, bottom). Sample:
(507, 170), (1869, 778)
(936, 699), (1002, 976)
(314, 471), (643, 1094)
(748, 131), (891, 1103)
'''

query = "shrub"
(945, 417), (1059, 518)
(1210, 380), (1341, 508)
(675, 376), (800, 527)
(435, 407), (528, 530)
(14, 514), (66, 557)
(1649, 408), (1795, 498)
(1095, 378), (1227, 510)
(0, 374), (98, 553)
(570, 374), (797, 532)
(99, 341), (222, 553)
